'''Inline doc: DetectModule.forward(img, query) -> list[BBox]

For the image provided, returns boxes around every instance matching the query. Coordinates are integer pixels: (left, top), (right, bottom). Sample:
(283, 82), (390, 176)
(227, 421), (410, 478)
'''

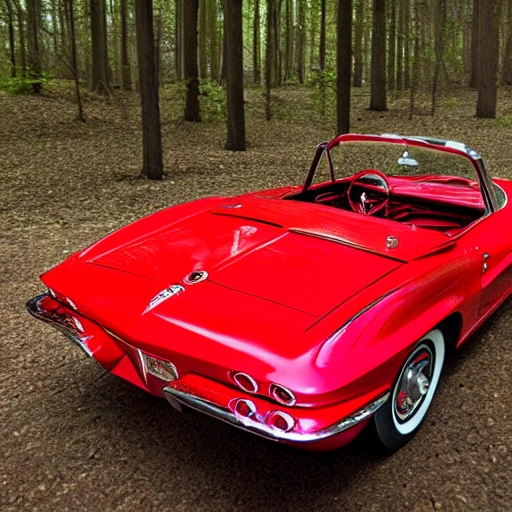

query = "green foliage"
(306, 70), (337, 116)
(0, 71), (53, 95)
(199, 79), (226, 120)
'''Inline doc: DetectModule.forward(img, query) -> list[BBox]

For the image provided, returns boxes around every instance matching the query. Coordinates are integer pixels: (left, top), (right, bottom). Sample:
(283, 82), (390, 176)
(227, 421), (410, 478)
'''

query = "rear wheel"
(372, 328), (446, 451)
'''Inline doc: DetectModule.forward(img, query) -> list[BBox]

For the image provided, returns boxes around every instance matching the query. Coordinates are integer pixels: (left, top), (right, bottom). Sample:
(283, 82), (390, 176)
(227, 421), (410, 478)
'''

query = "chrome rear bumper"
(163, 385), (389, 444)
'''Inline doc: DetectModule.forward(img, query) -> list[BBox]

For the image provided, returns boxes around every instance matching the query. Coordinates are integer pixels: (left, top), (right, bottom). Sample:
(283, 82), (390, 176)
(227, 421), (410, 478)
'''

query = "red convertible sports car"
(27, 133), (512, 452)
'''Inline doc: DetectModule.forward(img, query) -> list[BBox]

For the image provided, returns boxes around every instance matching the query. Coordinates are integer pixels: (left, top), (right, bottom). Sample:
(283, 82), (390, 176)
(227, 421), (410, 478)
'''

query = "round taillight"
(266, 411), (295, 432)
(234, 399), (256, 419)
(269, 384), (296, 406)
(233, 372), (259, 393)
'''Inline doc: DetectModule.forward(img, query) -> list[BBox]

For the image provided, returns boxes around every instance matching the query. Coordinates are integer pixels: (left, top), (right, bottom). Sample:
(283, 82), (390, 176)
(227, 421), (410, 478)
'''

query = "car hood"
(79, 199), (409, 317)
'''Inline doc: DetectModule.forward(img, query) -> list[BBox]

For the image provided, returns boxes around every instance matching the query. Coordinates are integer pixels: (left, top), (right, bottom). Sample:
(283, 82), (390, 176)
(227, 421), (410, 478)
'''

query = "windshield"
(327, 140), (479, 185)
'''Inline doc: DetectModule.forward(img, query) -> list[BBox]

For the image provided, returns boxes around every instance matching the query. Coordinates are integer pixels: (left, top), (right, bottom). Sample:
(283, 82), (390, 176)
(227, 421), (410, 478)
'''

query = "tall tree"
(296, 0), (305, 83)
(224, 0), (245, 150)
(502, 0), (512, 84)
(65, 0), (85, 122)
(13, 0), (26, 76)
(253, 0), (261, 84)
(431, 0), (446, 115)
(353, 0), (364, 86)
(90, 0), (110, 92)
(4, 0), (16, 77)
(476, 0), (500, 118)
(388, 0), (396, 90)
(184, 0), (201, 121)
(319, 0), (326, 70)
(208, 0), (220, 80)
(369, 0), (387, 111)
(199, 0), (208, 77)
(175, 0), (184, 79)
(120, 0), (131, 90)
(135, 0), (163, 179)
(337, 0), (352, 135)
(26, 0), (42, 93)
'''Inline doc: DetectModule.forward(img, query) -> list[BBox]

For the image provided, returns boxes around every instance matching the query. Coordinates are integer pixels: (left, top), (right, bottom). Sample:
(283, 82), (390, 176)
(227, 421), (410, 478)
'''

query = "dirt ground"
(1, 84), (512, 511)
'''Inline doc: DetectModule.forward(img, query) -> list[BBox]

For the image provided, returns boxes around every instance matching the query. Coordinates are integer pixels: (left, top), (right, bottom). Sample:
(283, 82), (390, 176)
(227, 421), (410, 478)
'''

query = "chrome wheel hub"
(394, 346), (433, 422)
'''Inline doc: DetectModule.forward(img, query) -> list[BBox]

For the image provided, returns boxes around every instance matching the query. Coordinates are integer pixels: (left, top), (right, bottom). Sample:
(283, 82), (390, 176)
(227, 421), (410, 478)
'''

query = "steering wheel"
(348, 170), (390, 215)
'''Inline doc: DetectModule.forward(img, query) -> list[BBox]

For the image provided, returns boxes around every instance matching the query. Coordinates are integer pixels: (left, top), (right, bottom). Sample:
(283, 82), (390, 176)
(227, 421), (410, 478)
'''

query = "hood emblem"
(143, 284), (185, 314)
(184, 270), (208, 284)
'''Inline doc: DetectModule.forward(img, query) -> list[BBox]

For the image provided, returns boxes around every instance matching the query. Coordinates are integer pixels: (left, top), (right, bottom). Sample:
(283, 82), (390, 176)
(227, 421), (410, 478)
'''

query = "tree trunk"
(319, 0), (326, 70)
(296, 0), (305, 83)
(369, 0), (387, 111)
(396, 0), (405, 90)
(431, 0), (445, 115)
(353, 0), (364, 87)
(403, 0), (410, 89)
(284, 0), (293, 81)
(409, 0), (421, 120)
(65, 0), (85, 121)
(27, 0), (42, 93)
(184, 0), (201, 121)
(199, 0), (208, 77)
(266, 0), (275, 120)
(135, 0), (163, 179)
(90, 0), (110, 92)
(388, 0), (396, 91)
(337, 0), (352, 135)
(175, 0), (184, 80)
(208, 0), (220, 80)
(476, 0), (499, 118)
(224, 0), (245, 151)
(5, 0), (16, 77)
(120, 0), (131, 90)
(253, 0), (261, 84)
(502, 0), (512, 84)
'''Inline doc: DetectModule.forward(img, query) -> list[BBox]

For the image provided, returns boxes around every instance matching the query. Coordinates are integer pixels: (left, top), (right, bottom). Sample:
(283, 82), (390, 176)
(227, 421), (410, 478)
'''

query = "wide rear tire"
(372, 328), (446, 451)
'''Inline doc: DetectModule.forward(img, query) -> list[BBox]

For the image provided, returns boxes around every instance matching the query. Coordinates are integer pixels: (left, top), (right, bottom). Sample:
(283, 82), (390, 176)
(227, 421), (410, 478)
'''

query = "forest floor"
(2, 82), (512, 511)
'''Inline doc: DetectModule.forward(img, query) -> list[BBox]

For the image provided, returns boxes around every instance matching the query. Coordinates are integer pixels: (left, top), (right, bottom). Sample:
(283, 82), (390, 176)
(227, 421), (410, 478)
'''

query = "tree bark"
(337, 0), (352, 135)
(431, 0), (446, 115)
(90, 0), (110, 92)
(253, 0), (261, 84)
(476, 0), (499, 118)
(27, 0), (42, 93)
(224, 0), (246, 151)
(266, 0), (275, 120)
(208, 0), (220, 80)
(502, 0), (512, 84)
(319, 0), (326, 70)
(296, 0), (305, 83)
(5, 0), (16, 77)
(353, 0), (364, 87)
(388, 0), (396, 90)
(135, 0), (163, 179)
(65, 0), (85, 121)
(12, 0), (26, 76)
(184, 0), (201, 121)
(199, 0), (208, 77)
(120, 0), (131, 90)
(175, 0), (184, 80)
(369, 0), (387, 111)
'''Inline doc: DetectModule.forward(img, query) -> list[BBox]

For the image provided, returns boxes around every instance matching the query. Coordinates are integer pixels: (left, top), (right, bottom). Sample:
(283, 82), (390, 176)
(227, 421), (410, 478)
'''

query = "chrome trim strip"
(163, 386), (390, 443)
(26, 292), (93, 358)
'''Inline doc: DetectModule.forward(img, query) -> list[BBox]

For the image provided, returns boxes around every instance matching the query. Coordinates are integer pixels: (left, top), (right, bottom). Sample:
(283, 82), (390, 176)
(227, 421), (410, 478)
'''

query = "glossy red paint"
(27, 134), (512, 451)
